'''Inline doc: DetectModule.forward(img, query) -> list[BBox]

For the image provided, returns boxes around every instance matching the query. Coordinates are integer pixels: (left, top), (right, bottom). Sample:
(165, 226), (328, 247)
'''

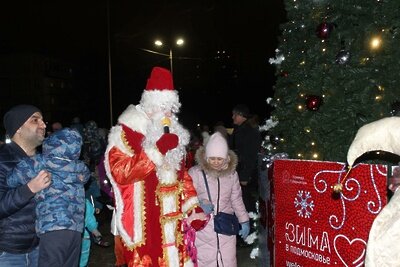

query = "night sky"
(0, 1), (286, 130)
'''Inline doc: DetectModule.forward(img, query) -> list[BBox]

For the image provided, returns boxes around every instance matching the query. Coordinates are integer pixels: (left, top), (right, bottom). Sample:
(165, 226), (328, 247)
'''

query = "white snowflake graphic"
(294, 190), (315, 218)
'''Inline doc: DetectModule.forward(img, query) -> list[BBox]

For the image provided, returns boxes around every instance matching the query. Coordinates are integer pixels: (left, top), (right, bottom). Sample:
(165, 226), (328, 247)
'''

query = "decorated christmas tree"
(267, 0), (400, 162)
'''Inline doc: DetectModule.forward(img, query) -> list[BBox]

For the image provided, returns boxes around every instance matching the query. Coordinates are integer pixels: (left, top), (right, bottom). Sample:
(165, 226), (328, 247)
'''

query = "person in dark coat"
(0, 104), (51, 267)
(8, 127), (90, 267)
(230, 104), (261, 212)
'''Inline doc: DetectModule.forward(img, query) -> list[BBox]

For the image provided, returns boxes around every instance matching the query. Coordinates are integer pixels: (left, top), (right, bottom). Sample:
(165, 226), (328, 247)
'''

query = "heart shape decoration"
(334, 234), (366, 267)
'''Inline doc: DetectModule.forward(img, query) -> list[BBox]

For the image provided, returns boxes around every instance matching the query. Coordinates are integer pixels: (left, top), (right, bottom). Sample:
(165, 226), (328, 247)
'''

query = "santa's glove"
(121, 124), (144, 154)
(187, 206), (209, 231)
(239, 221), (250, 239)
(199, 199), (214, 215)
(156, 133), (179, 155)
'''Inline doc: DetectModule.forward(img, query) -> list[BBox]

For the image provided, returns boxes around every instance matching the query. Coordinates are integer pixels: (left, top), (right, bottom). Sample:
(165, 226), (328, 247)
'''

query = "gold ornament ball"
(333, 183), (343, 193)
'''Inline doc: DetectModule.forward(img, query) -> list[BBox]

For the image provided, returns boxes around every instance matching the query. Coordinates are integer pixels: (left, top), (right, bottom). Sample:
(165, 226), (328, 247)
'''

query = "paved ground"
(88, 209), (257, 266)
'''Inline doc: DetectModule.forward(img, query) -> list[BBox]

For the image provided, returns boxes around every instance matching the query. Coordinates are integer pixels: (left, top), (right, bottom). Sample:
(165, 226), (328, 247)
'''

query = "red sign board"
(273, 159), (387, 267)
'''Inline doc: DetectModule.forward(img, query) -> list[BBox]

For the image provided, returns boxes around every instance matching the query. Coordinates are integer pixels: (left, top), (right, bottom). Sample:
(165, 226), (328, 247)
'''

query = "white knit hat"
(205, 132), (228, 159)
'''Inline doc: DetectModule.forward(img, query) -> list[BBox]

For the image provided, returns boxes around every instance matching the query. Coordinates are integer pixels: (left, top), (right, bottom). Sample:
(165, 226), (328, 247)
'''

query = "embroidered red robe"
(106, 135), (198, 267)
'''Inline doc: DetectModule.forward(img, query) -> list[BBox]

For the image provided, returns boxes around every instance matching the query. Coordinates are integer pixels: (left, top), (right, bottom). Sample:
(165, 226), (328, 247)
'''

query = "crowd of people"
(0, 66), (262, 267)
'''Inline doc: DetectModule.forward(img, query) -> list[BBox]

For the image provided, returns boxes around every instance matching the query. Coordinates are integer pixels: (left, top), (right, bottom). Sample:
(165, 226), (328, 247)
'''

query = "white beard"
(142, 111), (165, 148)
(142, 111), (190, 172)
(114, 104), (190, 173)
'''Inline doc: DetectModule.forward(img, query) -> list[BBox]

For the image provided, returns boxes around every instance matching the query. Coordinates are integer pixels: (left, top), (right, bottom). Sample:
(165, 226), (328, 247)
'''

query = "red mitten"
(187, 206), (209, 231)
(156, 133), (179, 155)
(121, 124), (144, 154)
(191, 220), (207, 231)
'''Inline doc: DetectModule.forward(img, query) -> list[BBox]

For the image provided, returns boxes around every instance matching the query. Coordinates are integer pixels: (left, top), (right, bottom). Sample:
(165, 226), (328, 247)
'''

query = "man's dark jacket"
(0, 142), (38, 253)
(230, 121), (261, 182)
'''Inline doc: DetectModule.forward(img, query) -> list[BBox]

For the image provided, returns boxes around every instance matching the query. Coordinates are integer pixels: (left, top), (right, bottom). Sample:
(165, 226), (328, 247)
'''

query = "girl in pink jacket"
(189, 132), (250, 267)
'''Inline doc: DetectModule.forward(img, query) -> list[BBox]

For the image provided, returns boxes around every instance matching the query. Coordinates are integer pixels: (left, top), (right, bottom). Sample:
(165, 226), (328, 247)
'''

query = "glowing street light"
(154, 38), (185, 75)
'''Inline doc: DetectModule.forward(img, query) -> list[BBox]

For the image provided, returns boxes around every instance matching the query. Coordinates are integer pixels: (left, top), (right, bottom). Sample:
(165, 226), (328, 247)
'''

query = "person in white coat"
(189, 132), (250, 267)
(365, 166), (400, 266)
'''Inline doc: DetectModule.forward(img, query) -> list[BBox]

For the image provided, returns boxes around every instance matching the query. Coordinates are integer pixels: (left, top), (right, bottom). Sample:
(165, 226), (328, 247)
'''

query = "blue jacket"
(0, 142), (38, 253)
(8, 128), (90, 235)
(83, 199), (98, 238)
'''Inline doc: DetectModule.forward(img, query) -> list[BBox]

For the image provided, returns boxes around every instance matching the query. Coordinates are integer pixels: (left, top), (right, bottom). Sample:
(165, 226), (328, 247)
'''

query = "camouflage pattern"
(7, 128), (90, 235)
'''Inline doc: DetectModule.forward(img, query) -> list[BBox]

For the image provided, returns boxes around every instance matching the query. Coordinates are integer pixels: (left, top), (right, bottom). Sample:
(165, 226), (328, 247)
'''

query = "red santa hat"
(139, 67), (181, 114)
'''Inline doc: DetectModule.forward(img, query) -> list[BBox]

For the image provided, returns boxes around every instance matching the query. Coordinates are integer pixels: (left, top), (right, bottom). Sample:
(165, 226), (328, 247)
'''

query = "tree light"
(370, 37), (382, 50)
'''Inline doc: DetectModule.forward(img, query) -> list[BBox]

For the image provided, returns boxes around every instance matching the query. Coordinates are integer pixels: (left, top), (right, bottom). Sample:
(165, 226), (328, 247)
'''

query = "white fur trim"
(117, 104), (149, 134)
(110, 209), (118, 235)
(182, 196), (199, 213)
(144, 147), (163, 166)
(164, 220), (177, 244)
(133, 182), (144, 244)
(104, 127), (138, 247)
(140, 90), (181, 114)
(184, 259), (195, 267)
(166, 244), (180, 266)
(163, 220), (179, 266)
(162, 194), (177, 214)
(108, 125), (133, 156)
(159, 184), (179, 267)
(104, 147), (129, 245)
(157, 169), (178, 185)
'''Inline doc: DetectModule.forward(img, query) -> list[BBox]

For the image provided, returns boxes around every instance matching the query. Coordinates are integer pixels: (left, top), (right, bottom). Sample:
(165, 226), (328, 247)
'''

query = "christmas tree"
(268, 0), (400, 162)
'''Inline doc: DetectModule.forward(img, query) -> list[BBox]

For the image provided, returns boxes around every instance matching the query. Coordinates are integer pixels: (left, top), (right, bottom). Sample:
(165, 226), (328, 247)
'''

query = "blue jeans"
(0, 246), (39, 267)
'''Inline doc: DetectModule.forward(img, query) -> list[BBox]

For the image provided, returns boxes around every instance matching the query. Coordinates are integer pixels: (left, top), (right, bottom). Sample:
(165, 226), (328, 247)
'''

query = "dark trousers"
(39, 229), (82, 267)
(241, 178), (258, 213)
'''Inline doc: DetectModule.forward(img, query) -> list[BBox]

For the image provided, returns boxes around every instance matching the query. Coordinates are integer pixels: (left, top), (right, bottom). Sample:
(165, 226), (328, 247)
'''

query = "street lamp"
(154, 38), (184, 75)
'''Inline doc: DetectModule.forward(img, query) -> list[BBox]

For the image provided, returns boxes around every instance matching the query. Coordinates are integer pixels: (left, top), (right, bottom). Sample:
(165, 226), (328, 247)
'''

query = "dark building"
(0, 53), (109, 135)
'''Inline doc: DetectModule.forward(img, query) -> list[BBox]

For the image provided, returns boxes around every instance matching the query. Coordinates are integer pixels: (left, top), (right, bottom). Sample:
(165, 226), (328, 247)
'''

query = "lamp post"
(106, 0), (113, 126)
(154, 38), (184, 75)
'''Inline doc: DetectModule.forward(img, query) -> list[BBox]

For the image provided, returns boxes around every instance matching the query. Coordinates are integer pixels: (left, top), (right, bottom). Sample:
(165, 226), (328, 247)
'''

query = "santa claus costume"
(105, 67), (204, 267)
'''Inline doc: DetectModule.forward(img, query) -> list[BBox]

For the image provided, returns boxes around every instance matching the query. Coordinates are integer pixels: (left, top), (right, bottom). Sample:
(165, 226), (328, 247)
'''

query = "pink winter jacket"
(189, 147), (249, 267)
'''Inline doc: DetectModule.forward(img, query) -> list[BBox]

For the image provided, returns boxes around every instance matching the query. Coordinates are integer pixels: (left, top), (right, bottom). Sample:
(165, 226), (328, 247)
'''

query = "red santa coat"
(105, 105), (199, 267)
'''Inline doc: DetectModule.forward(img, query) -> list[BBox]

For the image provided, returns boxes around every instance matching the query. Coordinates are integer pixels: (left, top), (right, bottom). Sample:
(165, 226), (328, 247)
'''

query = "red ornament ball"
(306, 95), (323, 111)
(316, 22), (334, 39)
(280, 71), (288, 77)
